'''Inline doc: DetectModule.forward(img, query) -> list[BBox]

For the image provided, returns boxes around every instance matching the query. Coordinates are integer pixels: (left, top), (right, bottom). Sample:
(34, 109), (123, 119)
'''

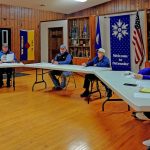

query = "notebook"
(139, 88), (150, 93)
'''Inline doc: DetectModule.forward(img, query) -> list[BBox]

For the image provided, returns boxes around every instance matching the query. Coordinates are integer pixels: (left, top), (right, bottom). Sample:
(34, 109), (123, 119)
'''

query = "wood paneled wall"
(0, 4), (65, 62)
(1, 0), (150, 63)
(68, 0), (150, 66)
(68, 0), (150, 17)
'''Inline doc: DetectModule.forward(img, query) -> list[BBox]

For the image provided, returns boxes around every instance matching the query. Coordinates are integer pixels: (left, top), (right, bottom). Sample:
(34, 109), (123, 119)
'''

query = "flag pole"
(137, 0), (139, 11)
(137, 0), (141, 70)
(138, 0), (145, 70)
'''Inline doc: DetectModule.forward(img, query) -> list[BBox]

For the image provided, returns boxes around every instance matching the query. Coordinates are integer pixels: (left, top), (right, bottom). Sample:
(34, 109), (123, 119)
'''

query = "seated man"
(133, 68), (150, 120)
(80, 48), (112, 97)
(0, 43), (17, 88)
(49, 44), (73, 90)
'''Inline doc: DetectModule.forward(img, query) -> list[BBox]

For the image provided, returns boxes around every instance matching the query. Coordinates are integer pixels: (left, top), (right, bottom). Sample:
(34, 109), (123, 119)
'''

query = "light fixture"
(40, 4), (46, 7)
(75, 0), (87, 2)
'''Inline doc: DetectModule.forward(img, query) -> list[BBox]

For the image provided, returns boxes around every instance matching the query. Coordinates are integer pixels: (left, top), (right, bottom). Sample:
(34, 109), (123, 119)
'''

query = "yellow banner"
(28, 30), (34, 60)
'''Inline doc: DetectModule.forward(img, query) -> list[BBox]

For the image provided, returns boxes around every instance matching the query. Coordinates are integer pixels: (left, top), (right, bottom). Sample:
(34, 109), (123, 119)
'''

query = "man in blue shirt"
(81, 48), (112, 97)
(0, 43), (17, 88)
(49, 44), (73, 90)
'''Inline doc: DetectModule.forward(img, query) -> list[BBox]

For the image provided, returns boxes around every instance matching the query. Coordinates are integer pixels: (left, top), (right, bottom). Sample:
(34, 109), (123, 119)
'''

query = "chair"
(57, 72), (76, 89)
(65, 72), (76, 89)
(2, 68), (15, 90)
(87, 79), (103, 104)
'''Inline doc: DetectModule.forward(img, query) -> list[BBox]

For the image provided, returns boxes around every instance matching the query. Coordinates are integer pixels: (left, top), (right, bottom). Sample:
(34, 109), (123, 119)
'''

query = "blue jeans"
(49, 70), (72, 88)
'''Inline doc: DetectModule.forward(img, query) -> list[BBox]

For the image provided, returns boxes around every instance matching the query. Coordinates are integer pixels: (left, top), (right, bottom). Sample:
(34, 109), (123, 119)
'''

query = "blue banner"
(20, 30), (28, 61)
(110, 15), (131, 71)
(95, 16), (102, 50)
(20, 30), (35, 61)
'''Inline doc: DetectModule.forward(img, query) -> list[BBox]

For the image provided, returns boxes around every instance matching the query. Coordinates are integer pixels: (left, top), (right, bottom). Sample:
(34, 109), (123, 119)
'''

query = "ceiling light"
(40, 4), (46, 7)
(75, 0), (87, 2)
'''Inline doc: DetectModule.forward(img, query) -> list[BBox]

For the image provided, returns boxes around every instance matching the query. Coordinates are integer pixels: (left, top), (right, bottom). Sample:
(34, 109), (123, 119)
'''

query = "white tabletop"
(94, 70), (150, 111)
(25, 63), (111, 74)
(0, 63), (24, 68)
(24, 63), (150, 111)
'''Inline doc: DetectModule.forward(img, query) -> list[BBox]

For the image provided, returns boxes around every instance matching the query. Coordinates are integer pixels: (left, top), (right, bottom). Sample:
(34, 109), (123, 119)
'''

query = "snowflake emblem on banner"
(112, 19), (128, 41)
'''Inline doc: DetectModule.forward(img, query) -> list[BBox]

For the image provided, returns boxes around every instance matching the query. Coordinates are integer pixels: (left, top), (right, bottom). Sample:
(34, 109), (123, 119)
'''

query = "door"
(0, 28), (11, 50)
(48, 27), (63, 61)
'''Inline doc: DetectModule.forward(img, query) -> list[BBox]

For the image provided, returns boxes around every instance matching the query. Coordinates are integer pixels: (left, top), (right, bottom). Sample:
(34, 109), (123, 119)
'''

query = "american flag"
(132, 11), (145, 68)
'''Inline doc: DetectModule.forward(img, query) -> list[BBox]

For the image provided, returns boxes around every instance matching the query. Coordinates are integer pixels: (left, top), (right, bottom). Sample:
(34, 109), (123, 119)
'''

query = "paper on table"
(139, 88), (150, 93)
(6, 54), (14, 62)
(125, 74), (135, 78)
(134, 92), (150, 99)
(136, 80), (150, 88)
(1, 54), (14, 62)
(124, 71), (135, 78)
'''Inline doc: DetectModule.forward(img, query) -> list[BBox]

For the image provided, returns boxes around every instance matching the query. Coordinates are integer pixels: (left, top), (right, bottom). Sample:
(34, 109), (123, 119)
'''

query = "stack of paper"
(6, 54), (14, 62)
(139, 88), (150, 93)
(1, 54), (14, 62)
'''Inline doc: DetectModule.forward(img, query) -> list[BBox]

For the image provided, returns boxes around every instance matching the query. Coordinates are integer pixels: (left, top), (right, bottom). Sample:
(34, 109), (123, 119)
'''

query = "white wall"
(98, 11), (146, 72)
(40, 20), (68, 62)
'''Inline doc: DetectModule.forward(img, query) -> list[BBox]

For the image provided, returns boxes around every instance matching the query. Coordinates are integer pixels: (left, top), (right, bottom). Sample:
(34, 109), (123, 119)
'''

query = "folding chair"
(57, 72), (76, 89)
(65, 72), (76, 89)
(3, 68), (15, 90)
(87, 79), (103, 104)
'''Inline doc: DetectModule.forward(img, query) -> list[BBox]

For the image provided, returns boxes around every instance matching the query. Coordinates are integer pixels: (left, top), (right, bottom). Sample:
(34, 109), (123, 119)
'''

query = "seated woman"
(133, 68), (150, 120)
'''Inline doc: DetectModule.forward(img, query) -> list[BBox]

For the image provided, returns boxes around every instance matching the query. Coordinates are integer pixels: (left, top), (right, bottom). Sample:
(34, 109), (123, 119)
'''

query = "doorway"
(0, 28), (11, 50)
(48, 27), (63, 61)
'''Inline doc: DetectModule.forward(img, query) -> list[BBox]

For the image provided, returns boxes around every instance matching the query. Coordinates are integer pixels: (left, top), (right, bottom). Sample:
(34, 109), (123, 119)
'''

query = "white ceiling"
(1, 0), (111, 14)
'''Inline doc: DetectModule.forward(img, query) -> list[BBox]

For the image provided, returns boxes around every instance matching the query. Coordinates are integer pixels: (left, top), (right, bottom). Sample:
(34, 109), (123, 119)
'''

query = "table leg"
(42, 69), (47, 89)
(102, 97), (130, 111)
(12, 68), (15, 91)
(32, 69), (47, 91)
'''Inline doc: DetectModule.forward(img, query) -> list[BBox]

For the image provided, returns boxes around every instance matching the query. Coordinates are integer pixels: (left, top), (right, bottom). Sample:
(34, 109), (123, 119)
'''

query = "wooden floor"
(0, 70), (149, 150)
